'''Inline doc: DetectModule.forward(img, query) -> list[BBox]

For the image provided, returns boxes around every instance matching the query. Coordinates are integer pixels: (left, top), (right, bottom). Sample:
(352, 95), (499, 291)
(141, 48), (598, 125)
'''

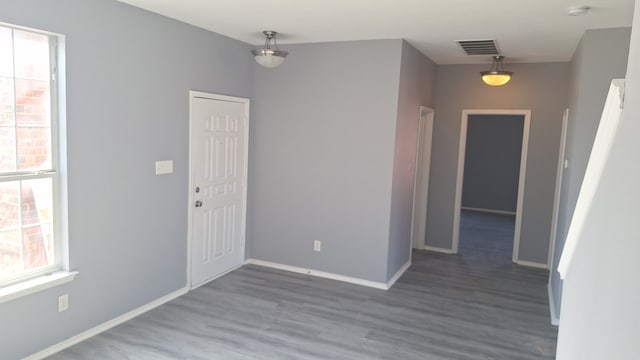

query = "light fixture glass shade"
(481, 72), (512, 86)
(251, 31), (288, 68)
(251, 49), (288, 68)
(480, 56), (513, 86)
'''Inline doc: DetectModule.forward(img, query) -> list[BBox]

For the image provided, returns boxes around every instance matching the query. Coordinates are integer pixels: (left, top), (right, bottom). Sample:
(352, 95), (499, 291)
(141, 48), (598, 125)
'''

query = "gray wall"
(387, 41), (436, 279)
(428, 62), (569, 264)
(0, 1), (253, 358)
(249, 39), (402, 283)
(549, 27), (631, 320)
(462, 115), (524, 213)
(555, 12), (640, 359)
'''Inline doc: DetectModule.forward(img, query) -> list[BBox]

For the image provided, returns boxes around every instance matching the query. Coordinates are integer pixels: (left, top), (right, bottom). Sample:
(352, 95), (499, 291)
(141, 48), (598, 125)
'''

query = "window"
(0, 24), (61, 288)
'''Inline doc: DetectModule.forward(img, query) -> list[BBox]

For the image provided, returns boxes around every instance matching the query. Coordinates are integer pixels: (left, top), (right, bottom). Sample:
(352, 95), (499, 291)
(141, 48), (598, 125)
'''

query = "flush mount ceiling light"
(251, 30), (288, 68)
(480, 56), (513, 86)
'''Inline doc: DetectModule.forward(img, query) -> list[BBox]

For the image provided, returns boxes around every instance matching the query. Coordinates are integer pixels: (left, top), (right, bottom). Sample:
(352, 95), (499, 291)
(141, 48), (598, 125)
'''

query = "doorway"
(411, 106), (435, 250)
(452, 109), (531, 264)
(547, 108), (569, 269)
(188, 91), (249, 289)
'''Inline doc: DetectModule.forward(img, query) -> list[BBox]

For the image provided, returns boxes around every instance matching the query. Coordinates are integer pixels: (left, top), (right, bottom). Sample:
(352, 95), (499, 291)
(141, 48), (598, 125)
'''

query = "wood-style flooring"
(48, 210), (557, 359)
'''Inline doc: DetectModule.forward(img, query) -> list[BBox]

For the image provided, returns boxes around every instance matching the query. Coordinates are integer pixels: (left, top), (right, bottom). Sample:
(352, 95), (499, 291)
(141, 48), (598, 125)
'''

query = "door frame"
(451, 109), (531, 264)
(411, 106), (435, 250)
(187, 90), (250, 289)
(547, 108), (569, 269)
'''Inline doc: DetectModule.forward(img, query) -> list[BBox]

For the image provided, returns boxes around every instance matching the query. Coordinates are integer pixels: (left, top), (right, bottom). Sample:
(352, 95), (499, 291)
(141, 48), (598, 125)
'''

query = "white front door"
(189, 92), (249, 288)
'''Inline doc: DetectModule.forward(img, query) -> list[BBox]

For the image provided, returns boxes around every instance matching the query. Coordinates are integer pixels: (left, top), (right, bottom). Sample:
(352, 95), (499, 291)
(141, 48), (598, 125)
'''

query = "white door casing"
(411, 106), (435, 250)
(547, 108), (569, 269)
(188, 91), (249, 288)
(452, 109), (531, 265)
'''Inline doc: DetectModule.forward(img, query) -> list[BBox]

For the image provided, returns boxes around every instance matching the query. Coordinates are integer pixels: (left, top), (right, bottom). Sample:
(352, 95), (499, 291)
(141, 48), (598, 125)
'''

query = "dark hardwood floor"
(48, 210), (556, 359)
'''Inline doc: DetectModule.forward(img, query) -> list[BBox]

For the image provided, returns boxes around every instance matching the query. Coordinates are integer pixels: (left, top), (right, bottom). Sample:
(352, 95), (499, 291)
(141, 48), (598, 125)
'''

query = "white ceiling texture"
(117, 0), (634, 64)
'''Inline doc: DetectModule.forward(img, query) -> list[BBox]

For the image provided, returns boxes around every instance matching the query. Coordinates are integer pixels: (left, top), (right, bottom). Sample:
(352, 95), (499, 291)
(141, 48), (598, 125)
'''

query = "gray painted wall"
(387, 41), (436, 279)
(249, 39), (402, 283)
(548, 27), (631, 320)
(462, 115), (524, 213)
(428, 62), (569, 264)
(0, 1), (253, 358)
(555, 12), (640, 359)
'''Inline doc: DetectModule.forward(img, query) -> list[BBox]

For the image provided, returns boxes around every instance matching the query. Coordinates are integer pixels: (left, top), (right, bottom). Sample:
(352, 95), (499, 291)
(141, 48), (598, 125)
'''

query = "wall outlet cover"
(58, 294), (69, 312)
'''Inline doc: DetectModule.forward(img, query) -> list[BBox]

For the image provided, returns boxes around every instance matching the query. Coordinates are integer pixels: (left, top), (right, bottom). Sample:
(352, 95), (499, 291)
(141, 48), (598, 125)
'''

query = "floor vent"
(456, 39), (500, 56)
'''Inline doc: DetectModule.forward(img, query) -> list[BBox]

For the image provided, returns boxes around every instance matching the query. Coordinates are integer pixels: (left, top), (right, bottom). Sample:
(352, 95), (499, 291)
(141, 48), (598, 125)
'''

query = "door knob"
(195, 200), (203, 208)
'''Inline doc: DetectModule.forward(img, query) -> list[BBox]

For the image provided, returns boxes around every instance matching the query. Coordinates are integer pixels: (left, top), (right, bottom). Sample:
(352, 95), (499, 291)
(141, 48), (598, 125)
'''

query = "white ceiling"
(117, 0), (634, 64)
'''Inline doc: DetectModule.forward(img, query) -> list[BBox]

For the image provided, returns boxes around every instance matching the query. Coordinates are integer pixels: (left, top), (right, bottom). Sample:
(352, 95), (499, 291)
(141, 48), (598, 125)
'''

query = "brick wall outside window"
(0, 27), (55, 281)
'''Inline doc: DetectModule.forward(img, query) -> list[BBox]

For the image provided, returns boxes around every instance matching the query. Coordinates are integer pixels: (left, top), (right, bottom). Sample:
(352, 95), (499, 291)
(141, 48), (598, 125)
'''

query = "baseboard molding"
(515, 259), (549, 269)
(387, 260), (411, 289)
(419, 245), (456, 255)
(25, 286), (189, 360)
(461, 207), (516, 216)
(246, 259), (390, 290)
(548, 282), (560, 326)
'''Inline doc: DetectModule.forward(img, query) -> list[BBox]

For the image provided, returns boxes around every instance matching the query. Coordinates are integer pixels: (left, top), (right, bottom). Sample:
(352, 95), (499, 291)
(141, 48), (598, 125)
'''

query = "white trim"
(418, 245), (456, 255)
(452, 109), (531, 264)
(451, 112), (466, 254)
(460, 206), (516, 216)
(187, 91), (250, 289)
(411, 106), (435, 250)
(0, 29), (69, 291)
(515, 259), (549, 269)
(558, 80), (625, 278)
(190, 91), (250, 104)
(25, 286), (189, 360)
(0, 271), (77, 305)
(387, 260), (411, 288)
(246, 259), (390, 290)
(548, 108), (569, 269)
(548, 282), (560, 326)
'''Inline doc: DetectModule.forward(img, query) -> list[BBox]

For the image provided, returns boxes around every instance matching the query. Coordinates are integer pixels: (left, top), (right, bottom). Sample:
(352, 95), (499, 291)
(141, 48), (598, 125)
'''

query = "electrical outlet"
(58, 294), (69, 312)
(314, 240), (321, 252)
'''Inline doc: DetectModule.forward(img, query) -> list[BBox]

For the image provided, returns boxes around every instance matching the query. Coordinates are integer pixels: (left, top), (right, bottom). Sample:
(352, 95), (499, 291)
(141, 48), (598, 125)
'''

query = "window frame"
(0, 23), (66, 289)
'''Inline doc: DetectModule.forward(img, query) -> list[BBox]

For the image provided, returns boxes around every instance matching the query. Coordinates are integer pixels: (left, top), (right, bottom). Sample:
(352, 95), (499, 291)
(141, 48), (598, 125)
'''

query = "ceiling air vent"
(456, 39), (500, 56)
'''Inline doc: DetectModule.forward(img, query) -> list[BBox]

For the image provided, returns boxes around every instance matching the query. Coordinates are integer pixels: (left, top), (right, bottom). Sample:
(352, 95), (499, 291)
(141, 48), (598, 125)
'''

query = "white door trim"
(452, 109), (531, 264)
(547, 108), (569, 269)
(187, 91), (250, 289)
(411, 106), (435, 250)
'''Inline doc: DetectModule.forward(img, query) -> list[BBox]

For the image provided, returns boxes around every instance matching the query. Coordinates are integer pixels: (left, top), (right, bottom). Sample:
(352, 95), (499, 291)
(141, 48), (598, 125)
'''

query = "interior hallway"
(458, 209), (517, 266)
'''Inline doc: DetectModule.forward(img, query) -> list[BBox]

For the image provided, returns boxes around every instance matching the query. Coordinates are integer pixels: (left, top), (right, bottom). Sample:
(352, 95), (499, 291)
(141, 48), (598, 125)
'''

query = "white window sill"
(0, 271), (78, 305)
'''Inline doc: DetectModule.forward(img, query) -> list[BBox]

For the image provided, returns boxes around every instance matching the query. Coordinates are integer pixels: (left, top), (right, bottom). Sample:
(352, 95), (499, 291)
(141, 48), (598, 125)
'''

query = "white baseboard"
(418, 245), (456, 254)
(548, 282), (560, 326)
(246, 259), (390, 290)
(25, 286), (189, 360)
(515, 259), (549, 269)
(386, 260), (411, 288)
(461, 206), (517, 216)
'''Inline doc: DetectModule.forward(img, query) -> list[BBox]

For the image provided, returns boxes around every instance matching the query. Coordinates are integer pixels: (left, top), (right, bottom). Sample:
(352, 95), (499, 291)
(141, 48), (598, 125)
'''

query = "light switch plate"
(155, 160), (173, 175)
